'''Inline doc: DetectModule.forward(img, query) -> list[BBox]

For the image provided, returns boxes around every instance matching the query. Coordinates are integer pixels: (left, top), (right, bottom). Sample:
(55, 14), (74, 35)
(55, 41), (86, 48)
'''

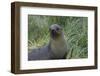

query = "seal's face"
(49, 24), (62, 39)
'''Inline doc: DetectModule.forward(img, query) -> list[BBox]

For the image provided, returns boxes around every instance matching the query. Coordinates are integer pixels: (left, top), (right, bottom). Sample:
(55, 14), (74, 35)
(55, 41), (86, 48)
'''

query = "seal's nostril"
(56, 28), (59, 31)
(51, 29), (56, 33)
(52, 30), (54, 31)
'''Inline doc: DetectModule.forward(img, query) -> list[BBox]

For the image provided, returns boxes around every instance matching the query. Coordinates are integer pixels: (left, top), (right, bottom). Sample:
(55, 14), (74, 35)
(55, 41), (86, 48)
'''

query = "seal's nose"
(51, 29), (56, 34)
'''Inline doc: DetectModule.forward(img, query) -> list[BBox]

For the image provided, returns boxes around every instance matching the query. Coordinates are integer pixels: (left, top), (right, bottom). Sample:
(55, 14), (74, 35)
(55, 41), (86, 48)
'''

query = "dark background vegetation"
(28, 15), (88, 59)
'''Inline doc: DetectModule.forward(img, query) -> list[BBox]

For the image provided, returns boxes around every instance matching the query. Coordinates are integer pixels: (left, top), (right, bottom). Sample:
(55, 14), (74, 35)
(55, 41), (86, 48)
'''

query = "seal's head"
(49, 24), (63, 39)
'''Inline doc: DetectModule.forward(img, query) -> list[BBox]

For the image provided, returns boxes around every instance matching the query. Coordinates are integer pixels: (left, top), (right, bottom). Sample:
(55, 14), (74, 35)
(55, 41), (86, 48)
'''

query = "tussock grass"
(28, 15), (88, 59)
